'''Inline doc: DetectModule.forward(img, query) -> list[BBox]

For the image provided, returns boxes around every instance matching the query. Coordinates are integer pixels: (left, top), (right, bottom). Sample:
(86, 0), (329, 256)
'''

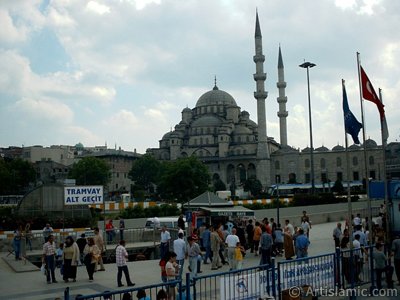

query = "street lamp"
(299, 61), (316, 194)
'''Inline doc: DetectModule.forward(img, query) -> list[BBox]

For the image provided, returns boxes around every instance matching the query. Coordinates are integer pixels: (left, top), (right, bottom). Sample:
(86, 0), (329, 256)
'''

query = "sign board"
(220, 258), (335, 300)
(64, 186), (104, 205)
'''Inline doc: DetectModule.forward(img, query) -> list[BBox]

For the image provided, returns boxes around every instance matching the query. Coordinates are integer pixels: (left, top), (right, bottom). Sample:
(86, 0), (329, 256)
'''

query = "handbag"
(84, 253), (92, 265)
(41, 264), (47, 276)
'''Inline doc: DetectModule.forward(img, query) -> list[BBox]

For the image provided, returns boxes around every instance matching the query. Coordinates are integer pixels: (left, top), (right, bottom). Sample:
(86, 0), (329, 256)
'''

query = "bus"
(266, 181), (364, 197)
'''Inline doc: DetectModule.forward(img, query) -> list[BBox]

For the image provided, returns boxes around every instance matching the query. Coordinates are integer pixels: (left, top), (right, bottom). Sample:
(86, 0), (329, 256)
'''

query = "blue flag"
(342, 80), (362, 144)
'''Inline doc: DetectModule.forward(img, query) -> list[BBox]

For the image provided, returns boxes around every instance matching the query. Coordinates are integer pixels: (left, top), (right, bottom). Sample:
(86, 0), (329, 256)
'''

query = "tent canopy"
(183, 191), (232, 208)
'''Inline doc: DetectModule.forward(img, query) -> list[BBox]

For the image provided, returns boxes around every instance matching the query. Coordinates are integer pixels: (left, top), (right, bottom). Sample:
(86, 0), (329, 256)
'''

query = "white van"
(145, 216), (187, 230)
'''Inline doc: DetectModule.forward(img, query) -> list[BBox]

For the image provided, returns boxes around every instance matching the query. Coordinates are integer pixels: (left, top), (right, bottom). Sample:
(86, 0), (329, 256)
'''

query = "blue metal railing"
(65, 246), (378, 300)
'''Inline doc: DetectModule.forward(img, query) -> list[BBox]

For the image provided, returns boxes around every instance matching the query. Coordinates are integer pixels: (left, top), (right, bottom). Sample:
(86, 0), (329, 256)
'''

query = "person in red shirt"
(159, 255), (168, 283)
(105, 220), (115, 244)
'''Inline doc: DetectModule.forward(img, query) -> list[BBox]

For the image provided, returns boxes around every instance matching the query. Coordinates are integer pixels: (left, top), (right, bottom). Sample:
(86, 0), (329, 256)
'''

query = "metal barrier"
(68, 279), (183, 300)
(64, 246), (380, 300)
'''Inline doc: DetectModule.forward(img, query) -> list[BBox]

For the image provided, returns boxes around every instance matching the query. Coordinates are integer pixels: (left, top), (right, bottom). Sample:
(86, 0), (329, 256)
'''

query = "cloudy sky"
(1, 0), (399, 154)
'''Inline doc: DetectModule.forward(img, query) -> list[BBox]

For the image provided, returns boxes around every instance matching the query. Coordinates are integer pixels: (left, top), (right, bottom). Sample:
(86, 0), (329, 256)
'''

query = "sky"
(1, 0), (399, 154)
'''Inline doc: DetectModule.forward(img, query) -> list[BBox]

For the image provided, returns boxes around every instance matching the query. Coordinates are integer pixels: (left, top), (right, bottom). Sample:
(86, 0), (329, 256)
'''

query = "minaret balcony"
(277, 111), (288, 117)
(253, 73), (266, 81)
(253, 54), (265, 63)
(277, 96), (288, 103)
(254, 91), (268, 99)
(277, 82), (287, 88)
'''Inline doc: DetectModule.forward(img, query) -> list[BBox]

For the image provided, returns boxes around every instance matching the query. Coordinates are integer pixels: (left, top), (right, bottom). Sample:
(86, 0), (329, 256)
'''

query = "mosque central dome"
(195, 85), (237, 107)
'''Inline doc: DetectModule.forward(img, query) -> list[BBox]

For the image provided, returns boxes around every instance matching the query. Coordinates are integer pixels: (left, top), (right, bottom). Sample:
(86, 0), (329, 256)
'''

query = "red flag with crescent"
(360, 66), (385, 119)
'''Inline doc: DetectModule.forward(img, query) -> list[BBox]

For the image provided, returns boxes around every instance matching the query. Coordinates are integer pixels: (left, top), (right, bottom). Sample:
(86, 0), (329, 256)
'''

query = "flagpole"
(378, 88), (390, 242)
(357, 52), (373, 244)
(343, 79), (354, 247)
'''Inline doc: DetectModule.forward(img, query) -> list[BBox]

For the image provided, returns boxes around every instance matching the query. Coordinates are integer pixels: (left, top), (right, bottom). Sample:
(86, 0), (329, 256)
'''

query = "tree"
(68, 157), (111, 186)
(243, 178), (263, 197)
(0, 158), (36, 195)
(158, 156), (210, 202)
(332, 179), (344, 193)
(213, 178), (226, 192)
(128, 154), (162, 193)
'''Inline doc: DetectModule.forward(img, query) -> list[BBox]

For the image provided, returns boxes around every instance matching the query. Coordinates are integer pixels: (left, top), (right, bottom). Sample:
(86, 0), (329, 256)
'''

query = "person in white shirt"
(353, 214), (361, 227)
(173, 232), (186, 279)
(225, 228), (240, 271)
(284, 220), (295, 236)
(300, 217), (311, 238)
(115, 240), (135, 287)
(160, 226), (171, 259)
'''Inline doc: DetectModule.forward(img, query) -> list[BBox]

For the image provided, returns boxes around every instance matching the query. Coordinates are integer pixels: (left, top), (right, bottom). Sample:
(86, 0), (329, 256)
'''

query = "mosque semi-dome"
(191, 115), (222, 127)
(364, 138), (378, 148)
(315, 146), (329, 152)
(332, 145), (344, 151)
(195, 85), (237, 108)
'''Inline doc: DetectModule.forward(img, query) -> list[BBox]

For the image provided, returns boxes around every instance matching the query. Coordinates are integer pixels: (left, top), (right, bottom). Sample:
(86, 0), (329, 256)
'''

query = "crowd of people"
(332, 203), (400, 290)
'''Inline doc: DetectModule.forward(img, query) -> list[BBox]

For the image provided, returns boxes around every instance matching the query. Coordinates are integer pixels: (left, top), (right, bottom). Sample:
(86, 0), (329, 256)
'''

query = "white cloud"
(86, 1), (111, 15)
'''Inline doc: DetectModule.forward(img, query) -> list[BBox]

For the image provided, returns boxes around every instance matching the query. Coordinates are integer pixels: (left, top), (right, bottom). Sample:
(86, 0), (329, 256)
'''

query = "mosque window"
(206, 138), (209, 144)
(320, 158), (326, 169)
(352, 156), (358, 166)
(353, 171), (359, 181)
(336, 157), (342, 167)
(243, 149), (247, 155)
(247, 136), (250, 142)
(236, 149), (241, 155)
(275, 161), (280, 170)
(199, 150), (203, 157)
(201, 128), (204, 134)
(207, 128), (211, 134)
(305, 159), (310, 168)
(200, 138), (203, 144)
(369, 156), (374, 165)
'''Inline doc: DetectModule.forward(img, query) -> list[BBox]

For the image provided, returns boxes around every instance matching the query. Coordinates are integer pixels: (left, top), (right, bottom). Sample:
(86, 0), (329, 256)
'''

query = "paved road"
(0, 220), (398, 300)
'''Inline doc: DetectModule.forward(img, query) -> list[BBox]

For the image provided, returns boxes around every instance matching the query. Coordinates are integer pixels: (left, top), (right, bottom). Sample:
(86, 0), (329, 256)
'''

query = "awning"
(198, 206), (254, 217)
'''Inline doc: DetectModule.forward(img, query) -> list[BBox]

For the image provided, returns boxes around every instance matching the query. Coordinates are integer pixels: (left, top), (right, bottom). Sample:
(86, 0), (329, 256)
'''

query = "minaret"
(253, 11), (271, 187)
(277, 45), (288, 146)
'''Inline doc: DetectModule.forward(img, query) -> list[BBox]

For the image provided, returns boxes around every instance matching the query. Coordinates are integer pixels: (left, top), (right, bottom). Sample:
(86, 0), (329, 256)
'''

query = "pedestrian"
(373, 243), (387, 289)
(300, 216), (311, 238)
(253, 222), (262, 256)
(119, 217), (125, 241)
(24, 222), (33, 251)
(301, 211), (312, 229)
(283, 228), (295, 260)
(156, 289), (168, 300)
(332, 223), (342, 248)
(259, 226), (273, 268)
(187, 236), (201, 279)
(352, 234), (365, 282)
(93, 227), (105, 271)
(201, 224), (212, 264)
(216, 224), (228, 265)
(165, 251), (179, 300)
(159, 254), (168, 283)
(43, 223), (54, 243)
(210, 225), (222, 270)
(273, 224), (284, 256)
(116, 240), (135, 287)
(295, 228), (310, 259)
(246, 219), (254, 253)
(42, 234), (57, 284)
(13, 225), (23, 261)
(136, 289), (150, 300)
(83, 237), (100, 282)
(177, 214), (185, 231)
(160, 226), (171, 259)
(105, 220), (116, 244)
(234, 242), (245, 270)
(390, 235), (400, 286)
(173, 232), (186, 278)
(62, 236), (80, 283)
(76, 233), (87, 265)
(284, 219), (295, 236)
(225, 228), (240, 271)
(190, 228), (202, 273)
(55, 243), (64, 268)
(353, 213), (361, 227)
(340, 233), (351, 284)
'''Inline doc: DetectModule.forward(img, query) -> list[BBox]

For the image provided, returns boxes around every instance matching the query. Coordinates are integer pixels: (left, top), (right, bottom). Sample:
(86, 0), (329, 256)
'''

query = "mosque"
(147, 13), (385, 191)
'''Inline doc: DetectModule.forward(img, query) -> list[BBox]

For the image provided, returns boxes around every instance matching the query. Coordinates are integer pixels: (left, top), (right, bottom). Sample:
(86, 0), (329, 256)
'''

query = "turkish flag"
(360, 66), (385, 119)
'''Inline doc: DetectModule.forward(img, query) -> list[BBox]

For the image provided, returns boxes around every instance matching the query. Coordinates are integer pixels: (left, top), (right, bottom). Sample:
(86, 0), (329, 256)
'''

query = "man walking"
(259, 226), (273, 267)
(210, 226), (222, 270)
(246, 219), (254, 253)
(332, 223), (342, 248)
(202, 224), (212, 264)
(187, 236), (201, 279)
(225, 228), (240, 270)
(93, 227), (105, 271)
(43, 223), (54, 243)
(116, 240), (135, 287)
(160, 226), (171, 259)
(42, 235), (57, 284)
(173, 232), (186, 279)
(391, 235), (400, 285)
(295, 228), (310, 259)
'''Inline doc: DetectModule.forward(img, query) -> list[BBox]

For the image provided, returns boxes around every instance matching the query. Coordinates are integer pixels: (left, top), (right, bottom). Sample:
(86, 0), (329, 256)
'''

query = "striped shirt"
(42, 241), (56, 256)
(116, 245), (128, 267)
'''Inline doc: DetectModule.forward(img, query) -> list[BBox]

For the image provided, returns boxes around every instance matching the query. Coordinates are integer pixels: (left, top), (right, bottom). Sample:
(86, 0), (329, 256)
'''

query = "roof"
(199, 206), (254, 217)
(183, 191), (232, 208)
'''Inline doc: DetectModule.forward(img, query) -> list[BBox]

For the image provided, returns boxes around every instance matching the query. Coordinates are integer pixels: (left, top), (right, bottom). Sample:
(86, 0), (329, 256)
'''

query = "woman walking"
(83, 237), (100, 282)
(62, 236), (80, 282)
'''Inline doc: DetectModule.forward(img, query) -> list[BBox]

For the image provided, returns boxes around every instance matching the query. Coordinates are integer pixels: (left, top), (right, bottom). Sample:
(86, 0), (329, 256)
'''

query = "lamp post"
(299, 61), (316, 194)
